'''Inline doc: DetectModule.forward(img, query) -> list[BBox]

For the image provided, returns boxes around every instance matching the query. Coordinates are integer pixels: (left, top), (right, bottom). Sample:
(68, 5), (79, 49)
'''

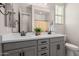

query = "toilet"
(65, 43), (79, 56)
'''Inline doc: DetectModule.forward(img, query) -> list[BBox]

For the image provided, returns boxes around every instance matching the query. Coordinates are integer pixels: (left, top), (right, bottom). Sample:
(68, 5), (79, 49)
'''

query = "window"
(55, 4), (64, 24)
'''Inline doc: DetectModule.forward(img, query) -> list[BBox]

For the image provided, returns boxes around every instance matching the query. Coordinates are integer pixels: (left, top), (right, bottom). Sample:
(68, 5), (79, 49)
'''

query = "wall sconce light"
(0, 3), (5, 8)
(0, 3), (14, 15)
(0, 3), (8, 15)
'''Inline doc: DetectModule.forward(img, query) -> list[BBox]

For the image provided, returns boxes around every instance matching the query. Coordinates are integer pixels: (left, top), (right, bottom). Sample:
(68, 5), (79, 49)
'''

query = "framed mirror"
(19, 5), (32, 33)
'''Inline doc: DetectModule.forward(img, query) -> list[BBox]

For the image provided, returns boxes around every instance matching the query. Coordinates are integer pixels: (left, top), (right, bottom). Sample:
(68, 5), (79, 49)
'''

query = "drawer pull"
(41, 47), (47, 49)
(41, 41), (47, 44)
(19, 53), (21, 56)
(22, 52), (24, 56)
(41, 53), (47, 56)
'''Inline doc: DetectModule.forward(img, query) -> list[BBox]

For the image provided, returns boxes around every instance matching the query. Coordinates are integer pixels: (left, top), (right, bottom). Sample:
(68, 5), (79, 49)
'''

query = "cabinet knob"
(57, 44), (60, 50)
(19, 53), (21, 56)
(41, 41), (47, 44)
(22, 52), (24, 56)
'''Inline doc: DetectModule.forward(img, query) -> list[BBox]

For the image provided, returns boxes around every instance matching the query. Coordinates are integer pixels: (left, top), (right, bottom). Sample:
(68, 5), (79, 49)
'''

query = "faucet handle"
(21, 31), (26, 36)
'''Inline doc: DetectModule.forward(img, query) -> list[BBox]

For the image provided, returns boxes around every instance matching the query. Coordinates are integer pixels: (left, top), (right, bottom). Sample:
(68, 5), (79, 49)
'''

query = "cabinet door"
(50, 41), (65, 56)
(3, 50), (20, 56)
(23, 46), (37, 56)
(56, 41), (65, 56)
(50, 42), (57, 56)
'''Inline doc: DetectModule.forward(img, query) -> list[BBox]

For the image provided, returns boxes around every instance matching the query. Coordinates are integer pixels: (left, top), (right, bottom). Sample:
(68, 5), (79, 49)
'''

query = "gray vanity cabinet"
(50, 37), (65, 56)
(1, 36), (65, 56)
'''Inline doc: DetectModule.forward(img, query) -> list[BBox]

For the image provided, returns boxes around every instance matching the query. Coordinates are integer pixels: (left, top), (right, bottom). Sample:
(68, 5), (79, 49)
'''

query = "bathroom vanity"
(0, 33), (65, 56)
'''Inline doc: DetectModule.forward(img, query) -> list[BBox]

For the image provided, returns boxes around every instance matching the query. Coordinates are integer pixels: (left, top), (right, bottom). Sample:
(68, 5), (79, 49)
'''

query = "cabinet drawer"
(50, 37), (64, 43)
(3, 40), (37, 51)
(38, 44), (49, 51)
(38, 39), (49, 45)
(38, 50), (49, 56)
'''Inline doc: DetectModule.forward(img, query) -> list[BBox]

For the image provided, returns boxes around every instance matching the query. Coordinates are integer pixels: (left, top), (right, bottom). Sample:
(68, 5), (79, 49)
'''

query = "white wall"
(54, 24), (65, 34)
(65, 3), (79, 46)
(0, 8), (12, 35)
(53, 4), (65, 34)
(0, 3), (31, 34)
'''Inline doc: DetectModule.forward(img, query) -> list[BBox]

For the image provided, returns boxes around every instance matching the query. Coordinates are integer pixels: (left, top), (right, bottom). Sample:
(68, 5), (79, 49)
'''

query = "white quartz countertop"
(1, 32), (64, 43)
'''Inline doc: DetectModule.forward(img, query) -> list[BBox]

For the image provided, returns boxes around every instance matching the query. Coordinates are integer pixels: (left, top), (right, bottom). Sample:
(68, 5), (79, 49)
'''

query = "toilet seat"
(65, 43), (79, 51)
